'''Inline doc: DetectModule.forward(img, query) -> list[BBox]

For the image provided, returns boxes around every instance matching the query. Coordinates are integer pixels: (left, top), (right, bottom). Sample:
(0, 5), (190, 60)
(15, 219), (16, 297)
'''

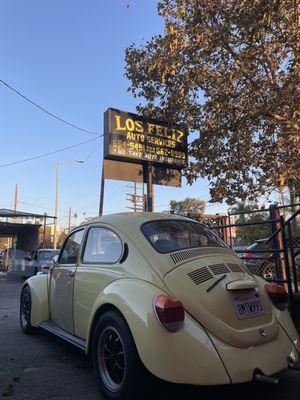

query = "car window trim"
(57, 227), (86, 266)
(80, 225), (124, 266)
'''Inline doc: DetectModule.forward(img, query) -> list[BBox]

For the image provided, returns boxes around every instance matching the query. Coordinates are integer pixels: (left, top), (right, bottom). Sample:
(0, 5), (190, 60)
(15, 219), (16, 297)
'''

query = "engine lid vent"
(209, 264), (230, 275)
(187, 267), (213, 285)
(227, 263), (244, 273)
(170, 248), (208, 264)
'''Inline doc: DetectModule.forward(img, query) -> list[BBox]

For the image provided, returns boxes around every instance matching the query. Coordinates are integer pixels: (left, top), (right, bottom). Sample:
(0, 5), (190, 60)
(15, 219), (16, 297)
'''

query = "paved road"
(1, 275), (300, 400)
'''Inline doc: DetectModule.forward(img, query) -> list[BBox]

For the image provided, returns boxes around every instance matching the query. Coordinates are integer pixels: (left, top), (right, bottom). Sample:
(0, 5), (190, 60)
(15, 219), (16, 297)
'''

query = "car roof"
(79, 212), (193, 231)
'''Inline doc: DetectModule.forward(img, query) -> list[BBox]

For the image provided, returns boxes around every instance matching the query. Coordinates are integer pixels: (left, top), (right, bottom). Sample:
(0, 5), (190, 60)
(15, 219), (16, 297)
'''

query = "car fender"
(23, 274), (49, 326)
(86, 278), (230, 385)
(255, 276), (300, 353)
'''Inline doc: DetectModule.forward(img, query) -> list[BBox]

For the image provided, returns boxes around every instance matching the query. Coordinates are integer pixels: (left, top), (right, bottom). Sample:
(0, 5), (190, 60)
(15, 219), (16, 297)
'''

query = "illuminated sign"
(104, 108), (188, 168)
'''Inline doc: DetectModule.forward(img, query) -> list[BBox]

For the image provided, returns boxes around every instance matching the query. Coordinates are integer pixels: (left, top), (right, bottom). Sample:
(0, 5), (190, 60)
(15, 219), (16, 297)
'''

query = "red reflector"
(154, 294), (184, 332)
(265, 284), (288, 309)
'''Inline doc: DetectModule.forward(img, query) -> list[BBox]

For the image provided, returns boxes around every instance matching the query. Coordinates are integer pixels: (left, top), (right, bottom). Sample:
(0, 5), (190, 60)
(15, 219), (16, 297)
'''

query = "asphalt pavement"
(1, 274), (300, 400)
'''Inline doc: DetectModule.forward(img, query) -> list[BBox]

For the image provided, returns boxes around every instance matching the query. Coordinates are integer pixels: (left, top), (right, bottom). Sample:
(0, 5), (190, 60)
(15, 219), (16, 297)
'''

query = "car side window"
(60, 229), (84, 265)
(82, 227), (122, 264)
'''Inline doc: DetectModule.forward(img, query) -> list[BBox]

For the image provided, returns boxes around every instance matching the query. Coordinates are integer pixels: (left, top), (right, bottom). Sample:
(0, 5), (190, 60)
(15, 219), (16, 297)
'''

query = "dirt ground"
(1, 274), (300, 400)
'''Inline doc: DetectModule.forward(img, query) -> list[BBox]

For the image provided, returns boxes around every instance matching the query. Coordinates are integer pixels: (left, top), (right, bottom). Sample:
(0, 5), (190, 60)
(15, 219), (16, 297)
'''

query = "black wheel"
(92, 310), (150, 400)
(20, 286), (35, 334)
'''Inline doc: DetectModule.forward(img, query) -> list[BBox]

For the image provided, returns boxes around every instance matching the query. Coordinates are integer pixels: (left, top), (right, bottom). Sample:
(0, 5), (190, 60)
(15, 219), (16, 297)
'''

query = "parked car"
(31, 249), (60, 274)
(243, 239), (300, 281)
(6, 249), (35, 278)
(243, 238), (269, 268)
(20, 213), (300, 400)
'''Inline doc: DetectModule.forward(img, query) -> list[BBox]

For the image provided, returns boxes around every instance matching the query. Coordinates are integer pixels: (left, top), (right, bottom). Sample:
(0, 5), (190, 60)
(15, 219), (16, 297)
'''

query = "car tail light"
(243, 252), (253, 259)
(265, 284), (288, 310)
(154, 294), (184, 332)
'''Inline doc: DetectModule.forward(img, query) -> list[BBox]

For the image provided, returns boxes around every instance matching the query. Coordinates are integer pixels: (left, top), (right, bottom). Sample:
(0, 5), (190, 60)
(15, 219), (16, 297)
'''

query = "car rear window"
(141, 220), (227, 253)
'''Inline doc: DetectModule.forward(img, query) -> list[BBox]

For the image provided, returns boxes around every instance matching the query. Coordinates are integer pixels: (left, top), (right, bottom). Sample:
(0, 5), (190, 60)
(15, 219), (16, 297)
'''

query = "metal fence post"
(280, 216), (295, 319)
(269, 205), (281, 280)
(287, 220), (299, 293)
(228, 212), (233, 248)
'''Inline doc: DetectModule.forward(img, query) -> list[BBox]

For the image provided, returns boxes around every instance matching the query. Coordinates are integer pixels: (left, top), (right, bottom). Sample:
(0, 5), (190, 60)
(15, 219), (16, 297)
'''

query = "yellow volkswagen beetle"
(20, 213), (300, 399)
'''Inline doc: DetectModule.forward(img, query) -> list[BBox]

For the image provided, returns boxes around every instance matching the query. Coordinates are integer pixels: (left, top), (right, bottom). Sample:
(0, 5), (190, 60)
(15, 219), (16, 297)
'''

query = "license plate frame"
(232, 290), (265, 320)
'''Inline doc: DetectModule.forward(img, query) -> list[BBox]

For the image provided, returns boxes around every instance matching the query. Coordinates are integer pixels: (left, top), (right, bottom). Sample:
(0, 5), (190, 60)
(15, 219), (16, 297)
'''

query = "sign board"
(104, 108), (188, 169)
(103, 160), (181, 187)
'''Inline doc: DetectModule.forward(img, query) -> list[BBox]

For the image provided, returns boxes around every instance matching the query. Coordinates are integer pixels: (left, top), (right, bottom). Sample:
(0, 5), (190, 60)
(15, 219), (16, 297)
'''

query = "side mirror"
(25, 256), (32, 261)
(52, 255), (59, 263)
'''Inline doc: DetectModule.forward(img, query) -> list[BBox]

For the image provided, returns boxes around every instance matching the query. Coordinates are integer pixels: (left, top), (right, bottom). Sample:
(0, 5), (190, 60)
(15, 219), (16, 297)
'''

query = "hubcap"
(21, 292), (30, 327)
(98, 326), (126, 392)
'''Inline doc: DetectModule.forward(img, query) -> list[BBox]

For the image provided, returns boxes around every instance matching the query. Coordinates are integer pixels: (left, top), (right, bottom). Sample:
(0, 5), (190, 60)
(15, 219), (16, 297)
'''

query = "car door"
(73, 225), (124, 339)
(50, 228), (84, 333)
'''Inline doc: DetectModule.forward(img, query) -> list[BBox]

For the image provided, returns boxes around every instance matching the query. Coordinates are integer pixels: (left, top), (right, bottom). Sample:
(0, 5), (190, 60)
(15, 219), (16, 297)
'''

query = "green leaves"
(170, 197), (206, 216)
(125, 0), (299, 204)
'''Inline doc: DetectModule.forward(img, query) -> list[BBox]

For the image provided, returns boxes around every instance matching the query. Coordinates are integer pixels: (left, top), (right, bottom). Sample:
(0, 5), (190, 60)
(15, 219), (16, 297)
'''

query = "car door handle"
(68, 271), (75, 277)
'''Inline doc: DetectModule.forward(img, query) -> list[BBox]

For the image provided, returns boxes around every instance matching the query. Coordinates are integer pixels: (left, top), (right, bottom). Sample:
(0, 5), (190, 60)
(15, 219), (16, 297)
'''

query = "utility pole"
(53, 162), (59, 249)
(53, 160), (84, 249)
(13, 184), (18, 211)
(126, 182), (145, 212)
(68, 207), (72, 233)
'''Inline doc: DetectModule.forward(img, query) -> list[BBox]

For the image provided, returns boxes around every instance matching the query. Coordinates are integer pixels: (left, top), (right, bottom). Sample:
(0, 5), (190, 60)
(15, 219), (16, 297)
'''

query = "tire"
(92, 310), (150, 400)
(20, 286), (35, 334)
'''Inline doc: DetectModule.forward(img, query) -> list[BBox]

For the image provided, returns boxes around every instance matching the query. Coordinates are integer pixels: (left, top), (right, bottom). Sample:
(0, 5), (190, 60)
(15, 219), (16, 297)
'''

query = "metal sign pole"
(98, 162), (105, 217)
(144, 163), (153, 212)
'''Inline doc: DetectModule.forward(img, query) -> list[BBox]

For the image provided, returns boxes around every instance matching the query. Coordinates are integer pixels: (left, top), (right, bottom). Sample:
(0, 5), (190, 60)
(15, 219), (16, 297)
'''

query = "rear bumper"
(209, 325), (299, 384)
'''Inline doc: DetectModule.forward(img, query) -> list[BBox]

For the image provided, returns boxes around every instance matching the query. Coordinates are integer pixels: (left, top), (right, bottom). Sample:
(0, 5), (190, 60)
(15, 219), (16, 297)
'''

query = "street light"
(53, 159), (84, 249)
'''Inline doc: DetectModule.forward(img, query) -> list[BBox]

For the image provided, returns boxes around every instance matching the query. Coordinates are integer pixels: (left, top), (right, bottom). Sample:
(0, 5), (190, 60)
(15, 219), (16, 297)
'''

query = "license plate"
(233, 291), (265, 320)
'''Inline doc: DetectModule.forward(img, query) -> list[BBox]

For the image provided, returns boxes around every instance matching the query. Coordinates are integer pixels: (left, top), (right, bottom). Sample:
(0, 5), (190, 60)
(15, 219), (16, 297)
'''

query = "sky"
(0, 0), (228, 226)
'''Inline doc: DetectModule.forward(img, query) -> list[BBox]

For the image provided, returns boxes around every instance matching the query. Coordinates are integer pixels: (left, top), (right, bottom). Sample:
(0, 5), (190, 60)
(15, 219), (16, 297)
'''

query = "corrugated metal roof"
(0, 208), (55, 219)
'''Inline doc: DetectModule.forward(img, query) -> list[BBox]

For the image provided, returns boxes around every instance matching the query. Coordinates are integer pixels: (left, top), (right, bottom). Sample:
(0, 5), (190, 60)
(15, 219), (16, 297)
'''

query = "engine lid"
(164, 252), (278, 348)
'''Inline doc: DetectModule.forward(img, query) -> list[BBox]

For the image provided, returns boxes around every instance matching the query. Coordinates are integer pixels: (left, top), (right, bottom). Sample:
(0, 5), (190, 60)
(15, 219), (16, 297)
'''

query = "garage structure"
(0, 208), (56, 253)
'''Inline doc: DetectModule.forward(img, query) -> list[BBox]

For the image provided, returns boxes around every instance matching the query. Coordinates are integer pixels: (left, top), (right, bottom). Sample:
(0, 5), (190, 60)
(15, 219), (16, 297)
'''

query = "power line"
(18, 146), (98, 214)
(0, 136), (101, 168)
(26, 143), (101, 205)
(0, 79), (100, 136)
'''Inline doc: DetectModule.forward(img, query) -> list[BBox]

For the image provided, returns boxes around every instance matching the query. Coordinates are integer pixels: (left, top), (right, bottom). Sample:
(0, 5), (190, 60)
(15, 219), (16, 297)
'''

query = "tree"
(38, 226), (67, 249)
(170, 197), (206, 216)
(229, 200), (256, 223)
(230, 201), (271, 245)
(125, 0), (299, 204)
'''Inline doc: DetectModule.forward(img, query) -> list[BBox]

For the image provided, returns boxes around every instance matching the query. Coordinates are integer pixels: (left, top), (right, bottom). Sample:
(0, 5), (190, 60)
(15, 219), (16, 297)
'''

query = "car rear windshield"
(141, 220), (227, 253)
